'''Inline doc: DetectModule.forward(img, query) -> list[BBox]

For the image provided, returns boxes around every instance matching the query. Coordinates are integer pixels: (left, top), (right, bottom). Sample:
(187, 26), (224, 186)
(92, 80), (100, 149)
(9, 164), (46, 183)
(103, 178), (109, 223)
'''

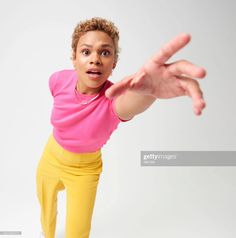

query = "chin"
(87, 76), (107, 85)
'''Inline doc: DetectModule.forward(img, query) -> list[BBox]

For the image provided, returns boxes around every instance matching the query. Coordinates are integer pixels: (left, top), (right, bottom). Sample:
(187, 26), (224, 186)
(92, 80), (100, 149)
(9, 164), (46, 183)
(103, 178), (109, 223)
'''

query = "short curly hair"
(71, 17), (120, 63)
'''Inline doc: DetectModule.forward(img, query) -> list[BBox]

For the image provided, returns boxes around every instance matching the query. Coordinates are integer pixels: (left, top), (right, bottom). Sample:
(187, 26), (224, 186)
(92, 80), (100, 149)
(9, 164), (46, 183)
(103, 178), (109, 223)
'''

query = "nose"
(90, 53), (101, 65)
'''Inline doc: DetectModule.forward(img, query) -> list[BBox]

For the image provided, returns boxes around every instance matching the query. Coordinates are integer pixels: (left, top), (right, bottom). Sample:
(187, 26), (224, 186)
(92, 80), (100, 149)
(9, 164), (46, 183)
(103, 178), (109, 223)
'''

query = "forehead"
(77, 31), (114, 48)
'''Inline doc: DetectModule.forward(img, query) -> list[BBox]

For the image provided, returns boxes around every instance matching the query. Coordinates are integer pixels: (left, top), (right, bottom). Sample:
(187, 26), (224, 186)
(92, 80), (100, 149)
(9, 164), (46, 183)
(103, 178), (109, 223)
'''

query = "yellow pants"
(36, 133), (103, 238)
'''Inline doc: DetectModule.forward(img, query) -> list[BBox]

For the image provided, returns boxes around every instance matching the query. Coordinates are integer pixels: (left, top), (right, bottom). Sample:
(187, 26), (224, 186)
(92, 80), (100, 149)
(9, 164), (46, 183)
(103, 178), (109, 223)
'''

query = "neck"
(76, 81), (106, 95)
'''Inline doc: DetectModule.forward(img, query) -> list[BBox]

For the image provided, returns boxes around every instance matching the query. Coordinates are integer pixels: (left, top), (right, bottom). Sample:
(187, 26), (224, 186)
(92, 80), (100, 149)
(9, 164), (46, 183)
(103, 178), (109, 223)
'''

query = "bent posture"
(36, 17), (206, 238)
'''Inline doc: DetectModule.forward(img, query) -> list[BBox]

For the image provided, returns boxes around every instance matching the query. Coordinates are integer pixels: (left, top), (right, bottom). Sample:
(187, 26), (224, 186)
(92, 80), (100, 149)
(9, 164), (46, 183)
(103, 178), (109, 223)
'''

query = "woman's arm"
(114, 87), (157, 121)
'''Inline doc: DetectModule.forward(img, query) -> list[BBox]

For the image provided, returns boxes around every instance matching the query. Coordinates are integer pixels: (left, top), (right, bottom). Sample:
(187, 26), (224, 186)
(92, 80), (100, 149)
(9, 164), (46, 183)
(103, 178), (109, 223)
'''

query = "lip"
(86, 68), (102, 74)
(86, 68), (103, 80)
(87, 73), (102, 80)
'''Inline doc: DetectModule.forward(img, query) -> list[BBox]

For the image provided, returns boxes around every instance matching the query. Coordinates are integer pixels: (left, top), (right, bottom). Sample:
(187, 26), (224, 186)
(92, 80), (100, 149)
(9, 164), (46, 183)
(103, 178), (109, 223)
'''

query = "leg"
(63, 174), (100, 238)
(36, 156), (65, 238)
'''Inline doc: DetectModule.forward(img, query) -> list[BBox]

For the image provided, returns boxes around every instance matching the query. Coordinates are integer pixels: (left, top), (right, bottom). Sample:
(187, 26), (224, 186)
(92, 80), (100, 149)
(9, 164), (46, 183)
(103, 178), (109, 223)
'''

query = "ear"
(72, 60), (76, 68)
(71, 51), (76, 68)
(71, 57), (76, 68)
(112, 62), (116, 69)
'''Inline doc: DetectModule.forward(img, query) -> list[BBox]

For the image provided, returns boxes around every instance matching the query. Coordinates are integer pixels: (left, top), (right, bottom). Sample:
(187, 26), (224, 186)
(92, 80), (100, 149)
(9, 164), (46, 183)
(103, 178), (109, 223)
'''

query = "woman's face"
(73, 30), (116, 95)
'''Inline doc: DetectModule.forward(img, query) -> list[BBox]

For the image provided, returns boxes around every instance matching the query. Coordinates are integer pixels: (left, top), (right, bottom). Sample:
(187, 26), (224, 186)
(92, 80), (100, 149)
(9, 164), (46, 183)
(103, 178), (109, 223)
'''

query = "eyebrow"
(79, 43), (113, 48)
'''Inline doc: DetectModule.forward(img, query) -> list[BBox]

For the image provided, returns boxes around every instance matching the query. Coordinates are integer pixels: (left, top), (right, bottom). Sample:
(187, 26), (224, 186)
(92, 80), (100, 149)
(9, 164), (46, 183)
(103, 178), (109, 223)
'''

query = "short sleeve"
(48, 71), (59, 97)
(110, 97), (133, 122)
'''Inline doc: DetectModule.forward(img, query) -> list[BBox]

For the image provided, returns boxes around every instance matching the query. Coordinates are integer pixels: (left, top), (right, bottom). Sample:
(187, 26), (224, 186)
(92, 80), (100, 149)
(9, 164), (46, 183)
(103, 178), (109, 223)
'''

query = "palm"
(142, 62), (184, 99)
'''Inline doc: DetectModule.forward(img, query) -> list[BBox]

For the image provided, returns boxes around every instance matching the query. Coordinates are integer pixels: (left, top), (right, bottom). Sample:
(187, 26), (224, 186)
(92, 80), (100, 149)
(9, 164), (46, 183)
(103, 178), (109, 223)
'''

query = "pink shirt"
(49, 69), (130, 153)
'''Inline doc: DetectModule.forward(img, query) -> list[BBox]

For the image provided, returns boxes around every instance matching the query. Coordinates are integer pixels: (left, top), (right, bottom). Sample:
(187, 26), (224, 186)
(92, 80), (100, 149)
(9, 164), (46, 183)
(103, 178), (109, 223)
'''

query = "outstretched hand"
(105, 33), (207, 116)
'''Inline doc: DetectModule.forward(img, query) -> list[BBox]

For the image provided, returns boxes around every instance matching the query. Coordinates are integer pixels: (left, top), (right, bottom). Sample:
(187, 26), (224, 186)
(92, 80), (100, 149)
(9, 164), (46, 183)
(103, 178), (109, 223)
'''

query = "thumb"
(105, 74), (135, 99)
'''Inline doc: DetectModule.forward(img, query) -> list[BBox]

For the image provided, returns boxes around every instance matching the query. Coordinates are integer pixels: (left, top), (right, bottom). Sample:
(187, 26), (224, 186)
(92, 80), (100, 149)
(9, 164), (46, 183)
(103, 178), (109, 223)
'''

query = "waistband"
(43, 133), (102, 168)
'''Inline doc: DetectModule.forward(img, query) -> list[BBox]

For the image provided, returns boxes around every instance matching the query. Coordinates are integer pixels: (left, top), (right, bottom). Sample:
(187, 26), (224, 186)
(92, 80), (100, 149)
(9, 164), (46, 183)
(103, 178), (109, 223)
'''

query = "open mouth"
(86, 70), (102, 75)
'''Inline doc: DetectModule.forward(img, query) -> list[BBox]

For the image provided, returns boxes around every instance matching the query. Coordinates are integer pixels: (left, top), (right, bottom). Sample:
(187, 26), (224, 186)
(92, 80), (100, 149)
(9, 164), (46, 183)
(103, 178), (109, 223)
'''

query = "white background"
(0, 0), (235, 237)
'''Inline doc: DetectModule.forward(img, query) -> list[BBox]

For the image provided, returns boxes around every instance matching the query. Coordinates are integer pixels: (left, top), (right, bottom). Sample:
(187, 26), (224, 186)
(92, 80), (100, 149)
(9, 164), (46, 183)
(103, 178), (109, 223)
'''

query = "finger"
(177, 76), (206, 116)
(105, 74), (135, 98)
(167, 60), (207, 79)
(130, 71), (146, 88)
(152, 33), (191, 65)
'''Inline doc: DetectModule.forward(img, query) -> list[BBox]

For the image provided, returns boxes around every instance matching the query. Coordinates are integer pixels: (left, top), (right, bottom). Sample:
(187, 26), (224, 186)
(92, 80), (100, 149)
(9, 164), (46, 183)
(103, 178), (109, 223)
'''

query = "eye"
(101, 50), (110, 56)
(81, 49), (90, 56)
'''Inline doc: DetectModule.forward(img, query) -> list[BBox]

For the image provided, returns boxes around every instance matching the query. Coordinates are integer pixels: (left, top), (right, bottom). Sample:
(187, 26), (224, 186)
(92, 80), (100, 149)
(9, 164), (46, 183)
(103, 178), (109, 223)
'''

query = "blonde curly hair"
(71, 17), (120, 63)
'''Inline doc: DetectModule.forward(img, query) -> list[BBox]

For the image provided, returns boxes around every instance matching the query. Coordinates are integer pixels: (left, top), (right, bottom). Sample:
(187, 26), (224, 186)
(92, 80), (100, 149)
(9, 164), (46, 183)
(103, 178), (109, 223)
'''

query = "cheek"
(74, 59), (86, 69)
(105, 59), (115, 69)
(103, 68), (113, 78)
(104, 64), (113, 73)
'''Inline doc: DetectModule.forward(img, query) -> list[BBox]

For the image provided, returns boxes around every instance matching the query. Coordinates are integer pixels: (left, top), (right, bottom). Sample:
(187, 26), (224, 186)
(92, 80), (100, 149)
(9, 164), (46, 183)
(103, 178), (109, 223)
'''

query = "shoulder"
(50, 69), (75, 79)
(103, 79), (114, 91)
(49, 68), (76, 85)
(48, 69), (76, 96)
